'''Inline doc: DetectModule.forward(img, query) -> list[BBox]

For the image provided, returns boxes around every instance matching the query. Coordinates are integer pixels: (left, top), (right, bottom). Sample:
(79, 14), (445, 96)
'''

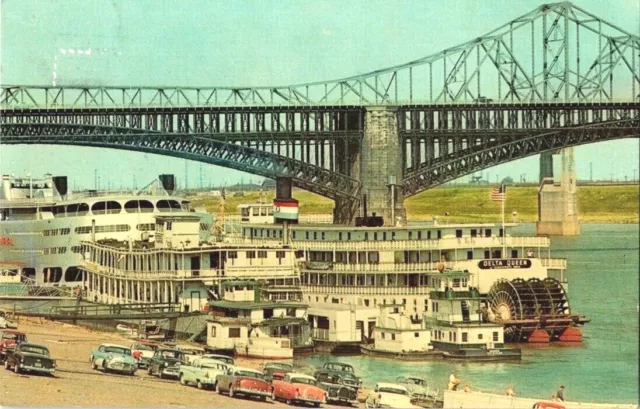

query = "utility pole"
(590, 162), (593, 181)
(184, 160), (188, 191)
(94, 169), (97, 190)
(199, 163), (203, 190)
(634, 169), (637, 182)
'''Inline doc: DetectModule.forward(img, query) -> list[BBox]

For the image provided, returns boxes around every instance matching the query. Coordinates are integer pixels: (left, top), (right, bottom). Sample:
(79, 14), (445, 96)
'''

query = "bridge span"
(1, 2), (639, 224)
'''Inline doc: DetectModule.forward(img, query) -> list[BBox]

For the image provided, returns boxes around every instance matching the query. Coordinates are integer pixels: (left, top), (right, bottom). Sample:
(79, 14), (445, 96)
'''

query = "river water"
(295, 224), (639, 404)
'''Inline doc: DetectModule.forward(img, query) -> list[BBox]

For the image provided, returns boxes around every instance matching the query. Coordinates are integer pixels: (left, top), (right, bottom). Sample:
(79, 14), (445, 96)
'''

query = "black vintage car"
(147, 348), (185, 379)
(315, 370), (359, 406)
(4, 342), (56, 376)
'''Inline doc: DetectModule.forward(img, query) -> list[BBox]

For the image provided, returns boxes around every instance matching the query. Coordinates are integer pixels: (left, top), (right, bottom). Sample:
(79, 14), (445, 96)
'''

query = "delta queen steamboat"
(0, 173), (212, 286)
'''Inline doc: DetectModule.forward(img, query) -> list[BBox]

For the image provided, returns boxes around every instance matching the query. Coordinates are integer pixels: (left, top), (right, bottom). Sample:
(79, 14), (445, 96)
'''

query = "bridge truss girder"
(1, 3), (637, 108)
(402, 119), (640, 196)
(0, 123), (362, 207)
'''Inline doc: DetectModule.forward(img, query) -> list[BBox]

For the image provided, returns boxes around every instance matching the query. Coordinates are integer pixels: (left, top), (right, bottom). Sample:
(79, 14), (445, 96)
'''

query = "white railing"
(301, 285), (433, 296)
(307, 261), (456, 272)
(220, 213), (333, 224)
(82, 261), (297, 280)
(312, 328), (330, 340)
(540, 258), (567, 269)
(230, 236), (550, 251)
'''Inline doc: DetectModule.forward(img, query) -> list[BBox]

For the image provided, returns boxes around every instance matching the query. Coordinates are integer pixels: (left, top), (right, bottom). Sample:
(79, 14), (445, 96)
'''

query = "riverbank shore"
(188, 185), (640, 224)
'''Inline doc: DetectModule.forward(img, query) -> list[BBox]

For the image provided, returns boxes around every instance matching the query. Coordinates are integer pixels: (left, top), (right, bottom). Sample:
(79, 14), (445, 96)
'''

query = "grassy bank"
(188, 185), (639, 223)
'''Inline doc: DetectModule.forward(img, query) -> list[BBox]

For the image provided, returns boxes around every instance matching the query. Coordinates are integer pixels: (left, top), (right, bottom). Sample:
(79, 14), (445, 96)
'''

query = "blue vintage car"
(90, 343), (138, 375)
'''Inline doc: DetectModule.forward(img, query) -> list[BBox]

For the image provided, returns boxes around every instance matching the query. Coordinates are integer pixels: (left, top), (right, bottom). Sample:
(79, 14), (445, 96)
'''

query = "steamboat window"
(246, 251), (256, 259)
(292, 231), (296, 239)
(484, 250), (491, 259)
(305, 232), (309, 240)
(276, 251), (285, 259)
(364, 232), (368, 241)
(485, 229), (492, 237)
(257, 251), (267, 258)
(321, 232), (325, 240)
(52, 205), (66, 216)
(43, 267), (62, 283)
(266, 230), (270, 238)
(347, 232), (351, 240)
(23, 268), (36, 279)
(381, 333), (385, 339)
(417, 231), (422, 240)
(427, 231), (432, 240)
(478, 334), (483, 340)
(492, 250), (502, 259)
(383, 232), (386, 241)
(77, 203), (89, 216)
(339, 232), (343, 241)
(467, 251), (473, 260)
(424, 299), (428, 311)
(228, 328), (241, 338)
(137, 223), (155, 231)
(252, 207), (259, 216)
(453, 332), (457, 342)
(373, 232), (378, 241)
(156, 200), (181, 212)
(437, 230), (442, 239)
(455, 229), (463, 238)
(391, 232), (395, 240)
(64, 266), (82, 282)
(66, 203), (79, 215)
(511, 249), (518, 258)
(364, 299), (369, 307)
(415, 332), (420, 338)
(261, 207), (267, 216)
(470, 229), (477, 237)
(313, 232), (317, 240)
(462, 332), (468, 342)
(391, 334), (396, 341)
(268, 207), (274, 216)
(493, 332), (499, 342)
(228, 251), (237, 259)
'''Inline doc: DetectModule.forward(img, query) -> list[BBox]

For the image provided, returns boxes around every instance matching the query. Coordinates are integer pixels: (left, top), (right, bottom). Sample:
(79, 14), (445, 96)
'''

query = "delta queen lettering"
(478, 259), (532, 269)
(0, 237), (13, 246)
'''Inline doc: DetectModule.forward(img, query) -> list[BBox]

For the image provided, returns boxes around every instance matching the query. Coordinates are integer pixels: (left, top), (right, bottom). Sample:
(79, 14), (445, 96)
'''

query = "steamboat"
(0, 173), (212, 286)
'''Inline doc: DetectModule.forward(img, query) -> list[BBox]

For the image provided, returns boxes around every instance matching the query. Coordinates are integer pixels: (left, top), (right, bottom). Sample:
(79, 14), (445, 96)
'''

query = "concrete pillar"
(359, 106), (406, 226)
(536, 147), (580, 236)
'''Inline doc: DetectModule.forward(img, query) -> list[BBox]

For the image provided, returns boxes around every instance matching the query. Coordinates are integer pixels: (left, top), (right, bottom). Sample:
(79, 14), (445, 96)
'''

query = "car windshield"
(236, 370), (264, 379)
(160, 350), (184, 359)
(104, 347), (131, 355)
(182, 349), (202, 355)
(378, 387), (408, 396)
(2, 333), (24, 341)
(20, 345), (49, 356)
(203, 355), (233, 364)
(134, 344), (154, 351)
(291, 377), (317, 386)
(202, 363), (226, 370)
(327, 363), (353, 372)
(408, 378), (426, 386)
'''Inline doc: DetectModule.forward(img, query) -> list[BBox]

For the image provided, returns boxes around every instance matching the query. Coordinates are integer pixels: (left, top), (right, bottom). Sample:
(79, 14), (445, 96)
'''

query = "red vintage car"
(0, 330), (27, 363)
(272, 372), (328, 407)
(215, 366), (271, 401)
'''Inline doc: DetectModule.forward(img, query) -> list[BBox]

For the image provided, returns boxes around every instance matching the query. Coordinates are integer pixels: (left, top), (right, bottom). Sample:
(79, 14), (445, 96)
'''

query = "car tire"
(229, 385), (235, 398)
(179, 374), (186, 386)
(286, 398), (292, 405)
(102, 361), (108, 373)
(271, 390), (277, 401)
(215, 383), (222, 394)
(147, 366), (153, 376)
(4, 360), (9, 370)
(259, 396), (267, 402)
(313, 403), (320, 408)
(13, 363), (20, 374)
(91, 358), (97, 370)
(197, 380), (203, 390)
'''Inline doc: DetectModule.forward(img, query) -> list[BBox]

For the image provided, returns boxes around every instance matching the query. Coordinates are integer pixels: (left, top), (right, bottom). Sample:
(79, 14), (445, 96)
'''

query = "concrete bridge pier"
(536, 148), (581, 236)
(359, 106), (406, 226)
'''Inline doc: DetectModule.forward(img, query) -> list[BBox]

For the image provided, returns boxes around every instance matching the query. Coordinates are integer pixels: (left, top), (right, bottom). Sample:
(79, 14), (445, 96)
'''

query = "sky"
(1, 0), (639, 190)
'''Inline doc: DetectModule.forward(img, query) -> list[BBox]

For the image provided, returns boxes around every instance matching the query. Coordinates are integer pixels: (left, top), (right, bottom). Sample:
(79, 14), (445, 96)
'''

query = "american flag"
(490, 184), (506, 202)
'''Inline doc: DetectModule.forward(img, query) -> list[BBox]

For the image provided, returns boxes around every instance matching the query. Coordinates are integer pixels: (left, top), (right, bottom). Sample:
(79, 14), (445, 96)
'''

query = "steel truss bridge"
(1, 2), (639, 223)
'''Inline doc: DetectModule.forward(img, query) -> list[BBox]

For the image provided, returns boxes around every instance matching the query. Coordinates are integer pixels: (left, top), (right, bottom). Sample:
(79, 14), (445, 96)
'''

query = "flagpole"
(501, 186), (506, 257)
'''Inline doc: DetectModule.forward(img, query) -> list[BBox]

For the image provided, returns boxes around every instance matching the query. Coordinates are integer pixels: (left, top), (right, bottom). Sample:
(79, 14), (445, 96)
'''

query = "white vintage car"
(365, 383), (422, 409)
(179, 358), (228, 389)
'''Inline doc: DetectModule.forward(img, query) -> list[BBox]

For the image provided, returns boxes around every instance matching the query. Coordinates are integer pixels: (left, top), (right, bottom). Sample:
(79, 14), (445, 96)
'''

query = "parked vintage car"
(215, 366), (271, 401)
(263, 362), (293, 382)
(90, 343), (138, 375)
(533, 403), (566, 409)
(315, 370), (359, 406)
(4, 342), (56, 376)
(314, 362), (362, 386)
(175, 344), (205, 364)
(130, 340), (160, 368)
(147, 347), (185, 379)
(179, 358), (228, 390)
(272, 372), (327, 407)
(0, 330), (26, 363)
(202, 353), (235, 366)
(395, 376), (437, 400)
(365, 383), (422, 409)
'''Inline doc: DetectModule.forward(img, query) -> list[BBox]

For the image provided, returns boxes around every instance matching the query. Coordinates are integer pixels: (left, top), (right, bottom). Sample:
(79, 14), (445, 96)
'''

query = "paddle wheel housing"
(486, 278), (589, 343)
